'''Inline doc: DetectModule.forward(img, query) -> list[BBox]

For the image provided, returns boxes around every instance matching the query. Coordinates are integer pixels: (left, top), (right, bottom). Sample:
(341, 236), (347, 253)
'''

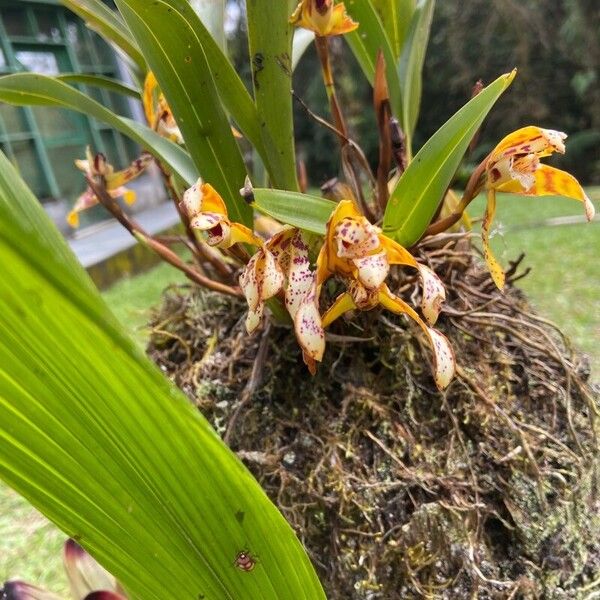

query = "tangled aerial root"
(149, 234), (599, 599)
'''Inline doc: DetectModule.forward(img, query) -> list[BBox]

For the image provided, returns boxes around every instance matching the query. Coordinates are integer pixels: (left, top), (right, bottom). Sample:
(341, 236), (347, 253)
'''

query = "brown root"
(148, 236), (599, 599)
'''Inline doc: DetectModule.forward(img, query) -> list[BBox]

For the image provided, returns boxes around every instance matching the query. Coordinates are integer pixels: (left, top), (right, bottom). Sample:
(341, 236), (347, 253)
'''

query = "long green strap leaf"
(252, 189), (335, 235)
(115, 0), (251, 226)
(371, 0), (416, 59)
(246, 0), (299, 191)
(0, 73), (196, 186)
(60, 0), (146, 77)
(398, 0), (435, 155)
(344, 0), (403, 123)
(383, 71), (516, 246)
(57, 73), (140, 98)
(0, 151), (326, 599)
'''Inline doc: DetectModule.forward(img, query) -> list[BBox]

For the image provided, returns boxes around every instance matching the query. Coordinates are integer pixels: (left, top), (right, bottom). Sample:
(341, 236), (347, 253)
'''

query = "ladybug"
(234, 550), (256, 572)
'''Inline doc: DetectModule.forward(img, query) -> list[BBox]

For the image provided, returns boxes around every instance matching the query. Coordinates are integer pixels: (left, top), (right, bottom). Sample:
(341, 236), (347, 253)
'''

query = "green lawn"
(1, 191), (598, 593)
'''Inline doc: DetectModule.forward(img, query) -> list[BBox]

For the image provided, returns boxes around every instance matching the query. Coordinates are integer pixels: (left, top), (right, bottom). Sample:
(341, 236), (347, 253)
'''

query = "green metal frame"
(0, 0), (135, 202)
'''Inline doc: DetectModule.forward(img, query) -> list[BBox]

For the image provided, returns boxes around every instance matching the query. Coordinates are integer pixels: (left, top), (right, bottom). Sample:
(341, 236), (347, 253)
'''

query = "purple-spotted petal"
(334, 217), (381, 259)
(284, 232), (314, 319)
(353, 251), (389, 289)
(190, 211), (224, 231)
(294, 285), (325, 362)
(181, 178), (203, 217)
(83, 592), (128, 600)
(417, 264), (446, 325)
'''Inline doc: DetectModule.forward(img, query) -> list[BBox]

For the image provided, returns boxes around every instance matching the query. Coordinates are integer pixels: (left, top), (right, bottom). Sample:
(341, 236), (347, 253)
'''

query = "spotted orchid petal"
(240, 248), (284, 334)
(284, 231), (315, 319)
(0, 581), (62, 600)
(379, 236), (447, 325)
(143, 71), (183, 144)
(353, 251), (389, 289)
(295, 284), (325, 371)
(83, 593), (128, 600)
(183, 180), (262, 248)
(105, 154), (152, 190)
(418, 265), (446, 325)
(64, 538), (119, 600)
(68, 188), (97, 228)
(378, 285), (455, 390)
(498, 164), (595, 222)
(335, 217), (381, 259)
(482, 189), (505, 290)
(317, 200), (365, 284)
(289, 0), (358, 37)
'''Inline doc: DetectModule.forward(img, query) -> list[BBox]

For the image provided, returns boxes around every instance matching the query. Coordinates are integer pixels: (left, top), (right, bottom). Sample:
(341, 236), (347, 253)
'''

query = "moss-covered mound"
(148, 241), (599, 599)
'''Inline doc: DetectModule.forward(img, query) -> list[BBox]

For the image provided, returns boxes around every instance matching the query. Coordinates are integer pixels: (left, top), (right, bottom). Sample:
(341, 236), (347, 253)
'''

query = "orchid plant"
(49, 0), (593, 392)
(0, 0), (595, 597)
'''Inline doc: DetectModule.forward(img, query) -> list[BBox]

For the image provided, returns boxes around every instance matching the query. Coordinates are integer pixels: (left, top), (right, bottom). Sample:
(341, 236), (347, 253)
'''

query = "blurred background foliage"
(227, 0), (600, 189)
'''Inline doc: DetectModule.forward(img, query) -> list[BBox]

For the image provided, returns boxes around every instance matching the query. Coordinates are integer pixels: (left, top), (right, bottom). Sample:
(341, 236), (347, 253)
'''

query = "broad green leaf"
(57, 73), (140, 98)
(252, 189), (335, 235)
(344, 0), (403, 122)
(246, 0), (299, 191)
(189, 0), (226, 50)
(0, 150), (326, 600)
(0, 73), (196, 185)
(371, 0), (416, 59)
(115, 0), (252, 226)
(398, 0), (435, 156)
(383, 71), (516, 246)
(60, 0), (146, 78)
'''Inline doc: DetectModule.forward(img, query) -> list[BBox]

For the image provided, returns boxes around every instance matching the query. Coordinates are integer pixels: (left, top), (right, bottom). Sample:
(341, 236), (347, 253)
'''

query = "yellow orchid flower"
(68, 148), (151, 227)
(483, 126), (596, 289)
(316, 200), (455, 390)
(290, 0), (358, 37)
(143, 71), (183, 144)
(240, 227), (325, 373)
(181, 178), (263, 249)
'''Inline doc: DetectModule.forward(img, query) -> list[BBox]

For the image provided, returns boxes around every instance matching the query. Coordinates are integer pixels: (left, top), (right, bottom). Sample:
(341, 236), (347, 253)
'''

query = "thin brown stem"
(87, 177), (242, 298)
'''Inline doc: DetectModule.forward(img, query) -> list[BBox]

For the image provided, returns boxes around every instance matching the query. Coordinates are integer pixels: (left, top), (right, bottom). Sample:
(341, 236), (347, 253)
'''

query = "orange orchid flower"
(316, 201), (455, 390)
(68, 148), (151, 227)
(483, 126), (595, 289)
(143, 71), (183, 144)
(181, 178), (263, 249)
(290, 0), (358, 37)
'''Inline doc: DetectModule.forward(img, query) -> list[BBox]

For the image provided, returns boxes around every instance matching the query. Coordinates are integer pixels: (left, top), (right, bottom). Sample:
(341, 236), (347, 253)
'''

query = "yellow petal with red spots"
(497, 164), (595, 222)
(489, 126), (566, 163)
(481, 189), (505, 290)
(378, 286), (455, 390)
(329, 3), (359, 35)
(290, 0), (357, 37)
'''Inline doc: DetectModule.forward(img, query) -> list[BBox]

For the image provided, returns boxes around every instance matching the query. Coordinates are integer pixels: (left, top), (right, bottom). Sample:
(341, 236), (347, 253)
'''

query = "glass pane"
(47, 142), (87, 201)
(0, 104), (29, 135)
(33, 106), (81, 140)
(91, 32), (114, 65)
(65, 19), (94, 66)
(35, 10), (62, 43)
(0, 48), (6, 68)
(15, 50), (59, 74)
(11, 139), (48, 199)
(2, 8), (31, 37)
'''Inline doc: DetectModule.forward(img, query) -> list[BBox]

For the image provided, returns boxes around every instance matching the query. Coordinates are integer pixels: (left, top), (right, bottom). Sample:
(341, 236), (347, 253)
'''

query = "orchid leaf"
(60, 0), (146, 78)
(398, 0), (436, 156)
(344, 0), (402, 123)
(0, 149), (326, 599)
(246, 0), (299, 191)
(57, 73), (140, 98)
(383, 71), (516, 246)
(371, 0), (416, 59)
(115, 0), (252, 226)
(0, 73), (196, 185)
(252, 189), (336, 235)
